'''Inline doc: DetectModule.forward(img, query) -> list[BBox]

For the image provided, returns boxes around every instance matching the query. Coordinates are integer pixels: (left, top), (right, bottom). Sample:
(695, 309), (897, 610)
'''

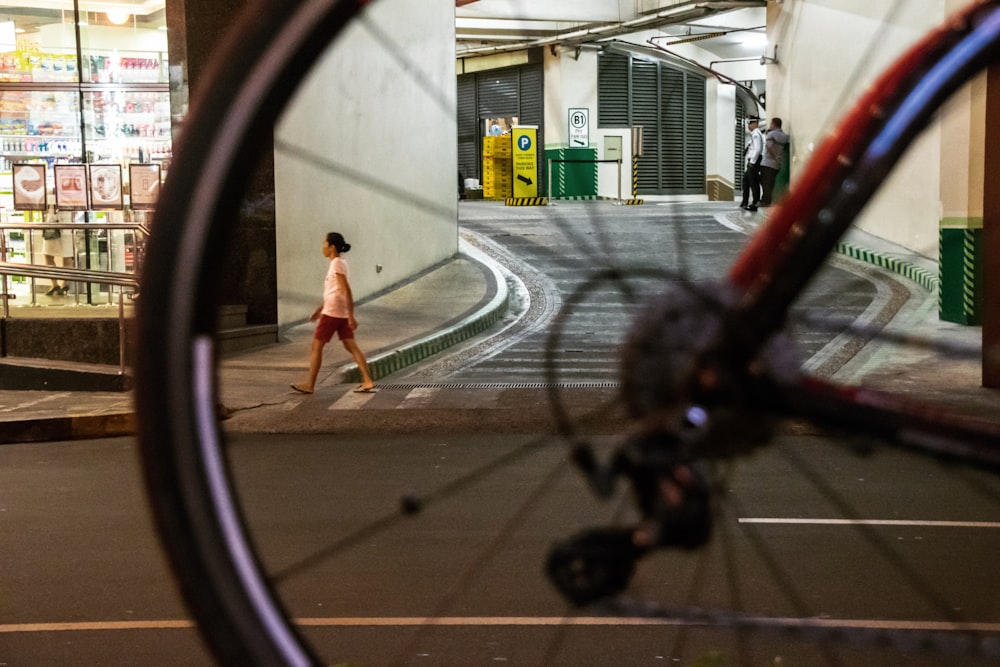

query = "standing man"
(739, 116), (764, 212)
(760, 117), (789, 207)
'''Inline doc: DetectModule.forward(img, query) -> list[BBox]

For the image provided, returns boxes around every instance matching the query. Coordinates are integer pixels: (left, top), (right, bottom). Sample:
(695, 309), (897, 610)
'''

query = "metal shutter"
(457, 74), (478, 184)
(598, 52), (629, 128)
(632, 59), (660, 192)
(518, 65), (545, 192)
(478, 69), (519, 117)
(684, 72), (706, 193)
(660, 67), (685, 192)
(734, 96), (746, 192)
(599, 52), (706, 195)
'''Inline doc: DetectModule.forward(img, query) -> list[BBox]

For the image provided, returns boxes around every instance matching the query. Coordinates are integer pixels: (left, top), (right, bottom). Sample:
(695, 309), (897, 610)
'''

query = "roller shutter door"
(598, 52), (706, 195)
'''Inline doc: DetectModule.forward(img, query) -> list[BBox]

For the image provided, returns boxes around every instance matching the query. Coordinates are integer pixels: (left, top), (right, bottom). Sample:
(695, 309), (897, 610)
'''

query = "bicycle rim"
(132, 1), (1000, 665)
(135, 1), (365, 664)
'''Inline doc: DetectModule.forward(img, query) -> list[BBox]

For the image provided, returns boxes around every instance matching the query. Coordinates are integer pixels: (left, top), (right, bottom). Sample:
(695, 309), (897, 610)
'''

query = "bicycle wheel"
(134, 0), (1000, 664)
(134, 1), (366, 664)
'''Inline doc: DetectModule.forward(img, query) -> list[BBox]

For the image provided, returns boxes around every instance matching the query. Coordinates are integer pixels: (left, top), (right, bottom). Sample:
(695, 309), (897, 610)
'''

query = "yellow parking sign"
(512, 126), (538, 198)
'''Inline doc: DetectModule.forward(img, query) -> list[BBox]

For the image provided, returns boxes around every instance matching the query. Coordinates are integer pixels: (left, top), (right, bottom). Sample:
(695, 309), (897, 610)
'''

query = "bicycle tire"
(135, 1), (366, 664)
(132, 0), (1000, 664)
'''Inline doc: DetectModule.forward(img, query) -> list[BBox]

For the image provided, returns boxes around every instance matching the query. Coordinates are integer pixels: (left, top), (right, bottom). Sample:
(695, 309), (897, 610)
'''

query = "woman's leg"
(44, 255), (59, 294)
(342, 338), (374, 388)
(292, 338), (326, 393)
(61, 254), (75, 290)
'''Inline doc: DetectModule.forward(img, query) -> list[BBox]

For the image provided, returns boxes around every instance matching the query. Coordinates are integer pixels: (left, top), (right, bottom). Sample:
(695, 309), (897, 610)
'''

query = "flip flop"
(290, 384), (313, 394)
(353, 385), (377, 393)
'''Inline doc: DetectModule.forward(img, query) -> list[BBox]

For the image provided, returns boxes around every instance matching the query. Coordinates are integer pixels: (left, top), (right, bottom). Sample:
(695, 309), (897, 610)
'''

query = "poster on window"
(128, 164), (161, 210)
(90, 164), (123, 210)
(54, 165), (89, 210)
(12, 164), (47, 211)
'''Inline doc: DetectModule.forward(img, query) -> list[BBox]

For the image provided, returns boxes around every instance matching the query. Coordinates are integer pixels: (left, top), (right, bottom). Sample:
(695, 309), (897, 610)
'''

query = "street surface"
(4, 434), (1000, 665)
(4, 202), (999, 666)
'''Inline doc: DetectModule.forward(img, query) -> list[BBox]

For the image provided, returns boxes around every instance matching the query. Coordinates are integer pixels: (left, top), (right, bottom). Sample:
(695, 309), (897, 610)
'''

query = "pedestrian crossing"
(312, 383), (618, 412)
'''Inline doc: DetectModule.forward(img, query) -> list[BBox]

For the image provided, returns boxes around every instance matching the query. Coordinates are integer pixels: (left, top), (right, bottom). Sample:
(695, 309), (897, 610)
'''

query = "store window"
(0, 1), (169, 304)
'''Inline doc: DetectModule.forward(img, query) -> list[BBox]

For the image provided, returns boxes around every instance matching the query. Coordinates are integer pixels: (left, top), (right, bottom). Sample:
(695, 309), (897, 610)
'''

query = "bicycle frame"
(718, 0), (1000, 458)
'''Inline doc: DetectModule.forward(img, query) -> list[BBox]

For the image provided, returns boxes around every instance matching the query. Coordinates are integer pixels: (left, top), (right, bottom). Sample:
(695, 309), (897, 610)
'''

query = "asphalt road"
(3, 431), (1000, 666)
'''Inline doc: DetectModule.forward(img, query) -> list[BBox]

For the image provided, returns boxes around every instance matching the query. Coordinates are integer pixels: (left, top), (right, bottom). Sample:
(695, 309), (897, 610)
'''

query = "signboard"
(12, 163), (46, 211)
(569, 108), (589, 148)
(129, 163), (161, 210)
(90, 164), (123, 210)
(512, 126), (538, 198)
(54, 164), (88, 210)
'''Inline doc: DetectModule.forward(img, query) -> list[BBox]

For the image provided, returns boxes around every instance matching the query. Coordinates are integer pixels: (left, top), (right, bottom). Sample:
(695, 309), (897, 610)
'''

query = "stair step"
(0, 356), (131, 392)
(217, 304), (249, 330)
(218, 324), (279, 356)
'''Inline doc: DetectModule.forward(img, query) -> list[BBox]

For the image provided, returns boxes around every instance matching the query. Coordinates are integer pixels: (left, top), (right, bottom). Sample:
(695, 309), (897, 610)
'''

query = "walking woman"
(291, 232), (376, 394)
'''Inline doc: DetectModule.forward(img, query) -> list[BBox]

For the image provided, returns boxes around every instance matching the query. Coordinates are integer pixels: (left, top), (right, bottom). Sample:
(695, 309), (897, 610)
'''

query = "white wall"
(706, 79), (736, 191)
(275, 0), (458, 326)
(765, 0), (947, 257)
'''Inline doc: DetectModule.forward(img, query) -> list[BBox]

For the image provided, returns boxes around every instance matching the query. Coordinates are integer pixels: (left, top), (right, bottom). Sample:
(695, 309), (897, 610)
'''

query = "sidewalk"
(0, 236), (508, 444)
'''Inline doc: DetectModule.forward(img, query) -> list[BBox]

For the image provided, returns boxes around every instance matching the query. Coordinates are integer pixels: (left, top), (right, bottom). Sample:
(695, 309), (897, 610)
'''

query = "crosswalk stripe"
(397, 387), (440, 409)
(328, 390), (379, 410)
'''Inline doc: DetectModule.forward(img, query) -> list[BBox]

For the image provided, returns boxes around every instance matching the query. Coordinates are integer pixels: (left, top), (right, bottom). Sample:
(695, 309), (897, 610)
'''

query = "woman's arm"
(335, 272), (357, 327)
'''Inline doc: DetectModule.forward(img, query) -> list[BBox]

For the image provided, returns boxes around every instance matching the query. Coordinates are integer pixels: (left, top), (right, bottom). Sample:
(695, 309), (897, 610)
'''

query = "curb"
(339, 242), (510, 384)
(718, 210), (938, 295)
(0, 413), (135, 445)
(834, 241), (939, 293)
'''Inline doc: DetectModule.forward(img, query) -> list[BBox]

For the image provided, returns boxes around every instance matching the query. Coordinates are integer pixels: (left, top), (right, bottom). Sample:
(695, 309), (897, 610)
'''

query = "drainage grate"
(375, 381), (621, 390)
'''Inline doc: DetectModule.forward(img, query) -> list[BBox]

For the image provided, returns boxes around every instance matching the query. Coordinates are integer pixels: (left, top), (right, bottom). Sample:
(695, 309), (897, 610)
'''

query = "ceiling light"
(740, 32), (767, 47)
(107, 11), (131, 25)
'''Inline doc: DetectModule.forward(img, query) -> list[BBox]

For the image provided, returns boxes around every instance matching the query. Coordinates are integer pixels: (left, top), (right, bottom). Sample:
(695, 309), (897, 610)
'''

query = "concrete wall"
(275, 0), (458, 327)
(764, 0), (948, 257)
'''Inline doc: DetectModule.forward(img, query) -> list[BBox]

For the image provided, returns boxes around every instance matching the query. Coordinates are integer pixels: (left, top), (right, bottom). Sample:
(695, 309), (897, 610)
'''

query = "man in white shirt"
(740, 116), (763, 212)
(760, 117), (789, 206)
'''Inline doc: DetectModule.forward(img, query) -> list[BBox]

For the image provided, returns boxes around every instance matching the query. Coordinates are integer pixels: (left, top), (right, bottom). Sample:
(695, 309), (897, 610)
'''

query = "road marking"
(0, 392), (72, 413)
(0, 620), (194, 633)
(397, 387), (439, 409)
(6, 617), (1000, 633)
(328, 390), (378, 410)
(739, 518), (1000, 529)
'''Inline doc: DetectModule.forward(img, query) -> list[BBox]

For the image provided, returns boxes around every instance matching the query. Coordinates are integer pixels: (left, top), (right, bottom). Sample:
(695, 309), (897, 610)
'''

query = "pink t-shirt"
(322, 256), (350, 318)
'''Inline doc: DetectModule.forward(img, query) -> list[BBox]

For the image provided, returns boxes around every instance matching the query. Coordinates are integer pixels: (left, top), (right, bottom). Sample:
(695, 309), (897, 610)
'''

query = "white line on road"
(397, 386), (439, 409)
(5, 617), (1000, 633)
(739, 518), (1000, 529)
(328, 389), (378, 410)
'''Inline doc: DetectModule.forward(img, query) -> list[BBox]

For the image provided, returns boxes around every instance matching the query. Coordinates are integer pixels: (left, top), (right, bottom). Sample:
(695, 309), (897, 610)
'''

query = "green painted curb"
(340, 251), (510, 384)
(834, 241), (939, 294)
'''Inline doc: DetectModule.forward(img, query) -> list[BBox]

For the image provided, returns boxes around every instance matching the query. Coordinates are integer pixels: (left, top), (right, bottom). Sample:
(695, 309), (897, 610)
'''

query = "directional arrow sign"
(569, 108), (589, 148)
(513, 126), (538, 198)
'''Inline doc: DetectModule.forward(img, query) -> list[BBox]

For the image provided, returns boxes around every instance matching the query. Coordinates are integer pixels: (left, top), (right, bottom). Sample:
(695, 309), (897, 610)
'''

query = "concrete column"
(165, 0), (278, 326)
(938, 74), (986, 326)
(984, 63), (1000, 387)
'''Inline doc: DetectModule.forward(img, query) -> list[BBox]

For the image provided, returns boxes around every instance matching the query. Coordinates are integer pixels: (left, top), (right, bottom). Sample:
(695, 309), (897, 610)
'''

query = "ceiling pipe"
(456, 0), (766, 58)
(644, 38), (765, 113)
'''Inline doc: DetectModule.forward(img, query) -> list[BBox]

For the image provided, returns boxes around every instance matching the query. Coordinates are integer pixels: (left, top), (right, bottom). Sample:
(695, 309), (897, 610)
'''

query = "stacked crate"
(482, 135), (512, 200)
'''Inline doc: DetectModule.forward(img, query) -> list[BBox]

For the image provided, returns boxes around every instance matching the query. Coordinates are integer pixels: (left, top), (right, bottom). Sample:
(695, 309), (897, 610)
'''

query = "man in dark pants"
(739, 117), (763, 212)
(759, 117), (789, 207)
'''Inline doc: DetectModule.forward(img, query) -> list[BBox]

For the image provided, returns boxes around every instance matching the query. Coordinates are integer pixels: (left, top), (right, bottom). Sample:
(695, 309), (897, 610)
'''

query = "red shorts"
(314, 315), (354, 342)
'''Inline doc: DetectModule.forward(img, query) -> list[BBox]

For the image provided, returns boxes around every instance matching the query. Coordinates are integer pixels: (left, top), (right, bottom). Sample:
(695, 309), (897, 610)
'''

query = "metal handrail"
(0, 261), (138, 375)
(0, 261), (138, 288)
(0, 222), (151, 234)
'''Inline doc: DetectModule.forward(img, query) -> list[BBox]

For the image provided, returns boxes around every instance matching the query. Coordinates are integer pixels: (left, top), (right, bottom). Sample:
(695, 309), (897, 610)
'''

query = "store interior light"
(106, 10), (131, 25)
